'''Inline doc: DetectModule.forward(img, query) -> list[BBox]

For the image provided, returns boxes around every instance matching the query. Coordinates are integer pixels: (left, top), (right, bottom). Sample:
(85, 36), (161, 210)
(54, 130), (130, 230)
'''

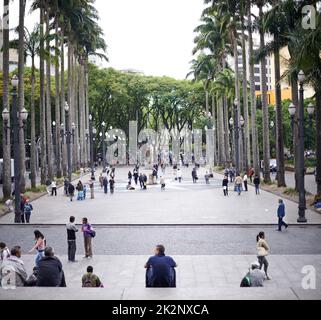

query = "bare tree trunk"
(45, 3), (53, 180)
(40, 1), (47, 184)
(274, 45), (286, 187)
(2, 0), (12, 199)
(247, 1), (260, 177)
(60, 26), (67, 176)
(241, 13), (250, 171)
(259, 4), (271, 183)
(30, 56), (36, 188)
(55, 18), (62, 178)
(18, 0), (26, 192)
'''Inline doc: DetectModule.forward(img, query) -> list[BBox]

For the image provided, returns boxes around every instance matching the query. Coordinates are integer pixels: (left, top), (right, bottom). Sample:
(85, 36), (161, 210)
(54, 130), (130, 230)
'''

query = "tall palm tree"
(2, 0), (11, 200)
(18, 0), (26, 192)
(247, 0), (260, 177)
(24, 25), (40, 188)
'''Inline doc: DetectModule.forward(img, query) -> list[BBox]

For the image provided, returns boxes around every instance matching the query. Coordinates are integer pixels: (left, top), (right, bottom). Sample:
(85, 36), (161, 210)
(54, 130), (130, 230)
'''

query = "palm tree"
(24, 25), (40, 188)
(247, 0), (260, 177)
(256, 0), (271, 183)
(18, 0), (26, 192)
(2, 0), (11, 200)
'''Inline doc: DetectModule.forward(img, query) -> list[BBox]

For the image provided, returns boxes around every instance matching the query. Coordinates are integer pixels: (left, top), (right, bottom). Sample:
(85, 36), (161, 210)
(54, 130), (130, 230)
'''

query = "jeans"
(255, 185), (260, 195)
(104, 185), (108, 194)
(223, 188), (228, 196)
(68, 240), (77, 261)
(35, 250), (44, 267)
(258, 255), (269, 276)
(25, 212), (31, 223)
(244, 181), (248, 192)
(236, 184), (242, 195)
(278, 217), (288, 231)
(84, 236), (92, 257)
(51, 187), (57, 196)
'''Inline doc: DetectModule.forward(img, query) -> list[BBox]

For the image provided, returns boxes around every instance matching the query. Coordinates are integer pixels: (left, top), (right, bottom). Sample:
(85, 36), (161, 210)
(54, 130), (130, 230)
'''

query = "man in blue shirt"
(145, 245), (177, 287)
(277, 199), (289, 231)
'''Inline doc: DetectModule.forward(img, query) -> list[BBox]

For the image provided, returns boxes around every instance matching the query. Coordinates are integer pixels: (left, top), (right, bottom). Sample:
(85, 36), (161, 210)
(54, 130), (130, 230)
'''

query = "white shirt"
(243, 175), (248, 181)
(51, 181), (57, 188)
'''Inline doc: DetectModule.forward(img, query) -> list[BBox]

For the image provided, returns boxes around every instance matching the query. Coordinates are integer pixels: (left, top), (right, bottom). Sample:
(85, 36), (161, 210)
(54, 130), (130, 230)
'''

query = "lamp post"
(307, 102), (315, 150)
(2, 75), (28, 223)
(297, 70), (307, 223)
(240, 115), (245, 171)
(89, 114), (95, 180)
(52, 121), (57, 161)
(233, 99), (240, 174)
(229, 117), (235, 166)
(270, 121), (276, 158)
(64, 102), (72, 182)
(288, 102), (296, 155)
(102, 121), (106, 168)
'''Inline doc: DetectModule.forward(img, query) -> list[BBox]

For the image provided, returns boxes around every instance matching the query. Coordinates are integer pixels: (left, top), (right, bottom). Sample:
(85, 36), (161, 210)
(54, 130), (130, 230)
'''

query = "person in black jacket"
(66, 216), (78, 262)
(37, 247), (66, 287)
(222, 176), (229, 196)
(68, 183), (75, 202)
(253, 176), (261, 195)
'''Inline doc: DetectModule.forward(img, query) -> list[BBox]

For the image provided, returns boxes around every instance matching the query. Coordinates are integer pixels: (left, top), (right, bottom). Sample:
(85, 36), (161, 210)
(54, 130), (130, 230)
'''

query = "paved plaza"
(1, 166), (321, 300)
(1, 167), (320, 225)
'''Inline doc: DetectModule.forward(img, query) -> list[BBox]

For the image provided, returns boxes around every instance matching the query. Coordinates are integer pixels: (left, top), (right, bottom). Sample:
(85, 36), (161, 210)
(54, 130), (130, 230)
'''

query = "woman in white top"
(51, 180), (57, 196)
(256, 232), (272, 280)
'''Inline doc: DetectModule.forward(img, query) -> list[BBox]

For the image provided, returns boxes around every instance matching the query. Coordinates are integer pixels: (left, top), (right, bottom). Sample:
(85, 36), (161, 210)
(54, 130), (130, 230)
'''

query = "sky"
(6, 0), (204, 80)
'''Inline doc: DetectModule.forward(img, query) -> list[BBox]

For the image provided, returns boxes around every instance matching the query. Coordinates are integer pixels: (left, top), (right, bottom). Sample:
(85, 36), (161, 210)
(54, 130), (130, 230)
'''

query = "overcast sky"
(8, 0), (204, 80)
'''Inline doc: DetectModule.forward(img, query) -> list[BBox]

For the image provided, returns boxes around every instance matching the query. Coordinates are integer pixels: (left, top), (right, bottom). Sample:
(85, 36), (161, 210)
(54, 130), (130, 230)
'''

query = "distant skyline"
(6, 0), (204, 80)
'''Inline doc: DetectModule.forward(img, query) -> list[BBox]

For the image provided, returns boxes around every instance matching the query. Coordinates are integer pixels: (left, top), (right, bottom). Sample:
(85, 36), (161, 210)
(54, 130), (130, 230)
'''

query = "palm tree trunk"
(259, 4), (271, 183)
(241, 13), (250, 171)
(218, 97), (226, 165)
(45, 3), (53, 180)
(247, 1), (260, 177)
(84, 59), (90, 166)
(274, 44), (286, 187)
(315, 89), (321, 194)
(40, 1), (47, 185)
(212, 94), (218, 165)
(2, 0), (12, 200)
(18, 0), (26, 192)
(60, 25), (67, 176)
(55, 18), (62, 178)
(73, 56), (80, 170)
(223, 96), (230, 163)
(30, 55), (36, 188)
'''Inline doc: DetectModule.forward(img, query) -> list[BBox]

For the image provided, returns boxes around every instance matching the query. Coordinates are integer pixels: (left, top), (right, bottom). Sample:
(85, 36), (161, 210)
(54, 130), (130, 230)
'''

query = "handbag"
(90, 230), (96, 238)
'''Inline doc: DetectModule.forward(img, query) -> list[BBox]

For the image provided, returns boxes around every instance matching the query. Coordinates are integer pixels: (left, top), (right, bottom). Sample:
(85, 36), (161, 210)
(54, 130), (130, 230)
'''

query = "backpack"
(240, 275), (251, 287)
(83, 274), (96, 287)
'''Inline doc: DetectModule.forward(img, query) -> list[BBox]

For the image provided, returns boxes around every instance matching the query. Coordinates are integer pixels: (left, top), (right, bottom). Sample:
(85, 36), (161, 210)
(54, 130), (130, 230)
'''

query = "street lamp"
(233, 98), (240, 174)
(297, 70), (307, 223)
(101, 121), (106, 168)
(288, 102), (296, 155)
(52, 121), (57, 160)
(2, 75), (28, 223)
(240, 115), (245, 171)
(64, 102), (73, 182)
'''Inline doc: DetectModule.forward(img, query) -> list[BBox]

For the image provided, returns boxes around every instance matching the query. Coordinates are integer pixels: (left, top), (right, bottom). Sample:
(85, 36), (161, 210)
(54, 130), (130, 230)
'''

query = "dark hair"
(11, 246), (21, 256)
(87, 266), (93, 273)
(156, 245), (165, 255)
(44, 247), (54, 257)
(70, 216), (75, 223)
(257, 232), (265, 242)
(0, 242), (6, 249)
(34, 230), (44, 240)
(83, 218), (88, 224)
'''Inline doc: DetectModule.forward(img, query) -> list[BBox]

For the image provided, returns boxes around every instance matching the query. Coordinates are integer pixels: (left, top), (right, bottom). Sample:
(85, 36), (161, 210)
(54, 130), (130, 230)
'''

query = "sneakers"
(266, 275), (272, 280)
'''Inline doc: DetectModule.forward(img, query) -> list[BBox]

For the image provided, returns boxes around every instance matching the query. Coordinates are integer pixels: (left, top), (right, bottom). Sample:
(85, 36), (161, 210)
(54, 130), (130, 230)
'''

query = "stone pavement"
(1, 166), (320, 225)
(1, 255), (320, 300)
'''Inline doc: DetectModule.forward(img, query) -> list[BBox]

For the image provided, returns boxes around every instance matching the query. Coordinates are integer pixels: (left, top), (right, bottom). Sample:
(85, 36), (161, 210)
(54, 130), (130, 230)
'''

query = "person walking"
(36, 247), (66, 287)
(235, 174), (243, 196)
(139, 173), (144, 189)
(248, 167), (254, 183)
(128, 171), (133, 185)
(0, 246), (28, 288)
(68, 183), (75, 202)
(143, 174), (148, 190)
(133, 167), (139, 185)
(177, 168), (182, 183)
(83, 184), (87, 200)
(28, 230), (46, 267)
(205, 172), (210, 185)
(99, 173), (104, 189)
(256, 232), (272, 280)
(229, 167), (235, 183)
(222, 176), (229, 196)
(23, 199), (34, 224)
(243, 174), (248, 192)
(76, 181), (84, 201)
(160, 176), (166, 191)
(64, 178), (69, 196)
(89, 180), (95, 199)
(254, 175), (261, 195)
(103, 176), (108, 194)
(109, 177), (115, 194)
(277, 199), (289, 231)
(45, 178), (52, 195)
(81, 218), (94, 259)
(0, 243), (10, 262)
(82, 266), (103, 288)
(51, 180), (57, 196)
(20, 194), (27, 223)
(66, 216), (78, 262)
(192, 168), (198, 184)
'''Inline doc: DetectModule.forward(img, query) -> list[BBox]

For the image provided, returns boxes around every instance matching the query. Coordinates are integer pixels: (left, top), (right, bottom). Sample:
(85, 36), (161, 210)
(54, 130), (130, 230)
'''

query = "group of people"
(99, 167), (116, 195)
(223, 167), (261, 196)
